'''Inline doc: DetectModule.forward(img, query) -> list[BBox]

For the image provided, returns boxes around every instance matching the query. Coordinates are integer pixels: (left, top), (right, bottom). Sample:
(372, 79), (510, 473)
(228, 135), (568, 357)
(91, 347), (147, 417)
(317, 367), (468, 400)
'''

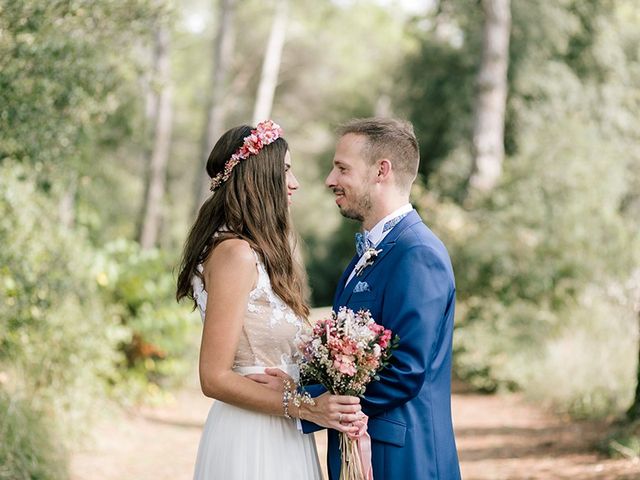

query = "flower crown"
(209, 120), (284, 192)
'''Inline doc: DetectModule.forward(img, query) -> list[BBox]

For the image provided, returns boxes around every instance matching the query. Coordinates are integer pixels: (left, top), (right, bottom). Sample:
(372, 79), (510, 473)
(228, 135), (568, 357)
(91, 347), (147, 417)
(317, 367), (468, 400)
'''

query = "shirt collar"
(366, 203), (413, 247)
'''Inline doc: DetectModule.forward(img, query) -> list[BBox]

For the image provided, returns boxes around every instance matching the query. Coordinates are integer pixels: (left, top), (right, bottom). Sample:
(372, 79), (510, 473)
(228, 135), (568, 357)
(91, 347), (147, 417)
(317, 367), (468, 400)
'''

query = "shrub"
(94, 239), (199, 401)
(0, 390), (68, 480)
(0, 163), (126, 441)
(419, 109), (639, 418)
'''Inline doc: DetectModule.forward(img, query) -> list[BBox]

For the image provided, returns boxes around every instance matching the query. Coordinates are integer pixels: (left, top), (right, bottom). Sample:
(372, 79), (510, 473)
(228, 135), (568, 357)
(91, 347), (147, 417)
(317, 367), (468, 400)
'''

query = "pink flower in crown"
(245, 134), (262, 155)
(237, 145), (250, 159)
(256, 119), (275, 133)
(260, 128), (279, 143)
(209, 120), (285, 192)
(255, 122), (268, 134)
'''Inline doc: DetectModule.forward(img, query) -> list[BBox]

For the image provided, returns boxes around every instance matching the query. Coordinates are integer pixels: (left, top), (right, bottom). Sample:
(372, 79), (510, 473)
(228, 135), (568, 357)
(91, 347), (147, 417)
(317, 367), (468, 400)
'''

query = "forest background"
(1, 0), (639, 478)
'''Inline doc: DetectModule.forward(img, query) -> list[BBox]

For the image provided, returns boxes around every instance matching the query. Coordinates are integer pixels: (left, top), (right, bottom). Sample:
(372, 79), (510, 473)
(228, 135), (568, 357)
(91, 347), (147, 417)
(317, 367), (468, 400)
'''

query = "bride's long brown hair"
(176, 124), (309, 318)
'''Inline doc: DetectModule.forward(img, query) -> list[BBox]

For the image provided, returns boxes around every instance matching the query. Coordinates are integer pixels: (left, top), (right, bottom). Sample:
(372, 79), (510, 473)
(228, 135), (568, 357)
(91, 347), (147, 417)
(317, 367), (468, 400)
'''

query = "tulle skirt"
(193, 365), (322, 480)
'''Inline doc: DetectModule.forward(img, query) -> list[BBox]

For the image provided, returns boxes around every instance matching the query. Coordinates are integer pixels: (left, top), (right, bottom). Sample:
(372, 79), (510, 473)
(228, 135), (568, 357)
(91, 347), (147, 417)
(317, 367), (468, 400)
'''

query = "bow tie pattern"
(355, 232), (371, 257)
(354, 212), (409, 256)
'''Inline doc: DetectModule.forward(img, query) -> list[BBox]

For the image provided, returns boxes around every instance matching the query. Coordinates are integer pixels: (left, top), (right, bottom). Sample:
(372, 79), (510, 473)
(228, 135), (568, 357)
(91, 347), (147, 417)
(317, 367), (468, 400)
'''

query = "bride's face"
(284, 150), (299, 206)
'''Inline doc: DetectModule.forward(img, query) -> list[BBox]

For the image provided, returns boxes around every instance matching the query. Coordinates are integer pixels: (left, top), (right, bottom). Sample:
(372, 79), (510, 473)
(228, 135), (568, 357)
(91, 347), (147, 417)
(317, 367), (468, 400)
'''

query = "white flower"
(362, 247), (381, 263)
(354, 247), (383, 277)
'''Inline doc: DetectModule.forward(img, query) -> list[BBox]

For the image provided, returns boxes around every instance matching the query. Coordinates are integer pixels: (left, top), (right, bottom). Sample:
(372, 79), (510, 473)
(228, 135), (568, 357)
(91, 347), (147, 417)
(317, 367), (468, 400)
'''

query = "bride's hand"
(258, 370), (362, 433)
(250, 369), (362, 434)
(297, 392), (362, 434)
(245, 368), (293, 393)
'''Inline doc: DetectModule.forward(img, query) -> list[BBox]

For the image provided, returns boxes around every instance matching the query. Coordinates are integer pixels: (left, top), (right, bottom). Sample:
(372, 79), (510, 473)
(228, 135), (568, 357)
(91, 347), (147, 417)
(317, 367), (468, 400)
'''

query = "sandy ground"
(69, 378), (640, 480)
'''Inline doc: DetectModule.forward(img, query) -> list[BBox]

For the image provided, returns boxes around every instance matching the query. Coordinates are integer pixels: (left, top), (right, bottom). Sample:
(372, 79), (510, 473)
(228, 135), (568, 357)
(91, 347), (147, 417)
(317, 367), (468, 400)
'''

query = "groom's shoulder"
(397, 216), (446, 251)
(393, 218), (452, 269)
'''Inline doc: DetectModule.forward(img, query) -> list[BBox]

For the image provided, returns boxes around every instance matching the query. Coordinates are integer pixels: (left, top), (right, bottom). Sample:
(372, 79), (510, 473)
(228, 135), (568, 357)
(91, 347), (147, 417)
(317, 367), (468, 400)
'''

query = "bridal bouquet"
(296, 307), (399, 480)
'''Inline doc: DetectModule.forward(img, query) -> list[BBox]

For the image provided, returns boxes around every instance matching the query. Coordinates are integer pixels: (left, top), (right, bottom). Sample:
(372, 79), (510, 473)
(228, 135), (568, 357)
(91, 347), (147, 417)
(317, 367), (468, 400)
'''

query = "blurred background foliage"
(1, 0), (639, 477)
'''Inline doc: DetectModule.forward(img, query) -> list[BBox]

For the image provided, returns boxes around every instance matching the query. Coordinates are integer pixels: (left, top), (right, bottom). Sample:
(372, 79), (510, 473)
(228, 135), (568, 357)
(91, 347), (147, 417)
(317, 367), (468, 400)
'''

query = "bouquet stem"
(339, 432), (365, 480)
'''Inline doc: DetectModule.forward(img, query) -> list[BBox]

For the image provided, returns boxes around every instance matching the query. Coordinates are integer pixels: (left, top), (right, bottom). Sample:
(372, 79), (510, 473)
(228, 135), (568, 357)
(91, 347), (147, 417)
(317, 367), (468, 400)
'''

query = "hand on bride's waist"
(245, 366), (293, 393)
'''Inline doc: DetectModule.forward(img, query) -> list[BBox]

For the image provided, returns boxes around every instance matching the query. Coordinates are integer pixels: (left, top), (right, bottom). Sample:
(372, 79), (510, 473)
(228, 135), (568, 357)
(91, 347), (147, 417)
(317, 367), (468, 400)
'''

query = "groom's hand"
(245, 368), (290, 392)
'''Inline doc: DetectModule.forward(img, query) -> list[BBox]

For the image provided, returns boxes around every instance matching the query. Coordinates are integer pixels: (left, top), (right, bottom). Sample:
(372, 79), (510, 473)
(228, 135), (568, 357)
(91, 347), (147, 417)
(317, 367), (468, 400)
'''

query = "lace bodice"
(191, 248), (303, 368)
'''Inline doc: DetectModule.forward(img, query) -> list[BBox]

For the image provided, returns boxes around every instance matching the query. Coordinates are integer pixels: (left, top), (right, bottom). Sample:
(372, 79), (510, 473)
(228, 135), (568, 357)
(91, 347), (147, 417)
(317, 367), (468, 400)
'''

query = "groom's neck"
(362, 194), (410, 231)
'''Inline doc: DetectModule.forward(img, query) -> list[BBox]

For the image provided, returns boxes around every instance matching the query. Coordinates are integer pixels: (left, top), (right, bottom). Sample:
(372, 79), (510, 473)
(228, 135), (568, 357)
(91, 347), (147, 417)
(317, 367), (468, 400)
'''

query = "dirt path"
(70, 379), (640, 480)
(452, 384), (640, 479)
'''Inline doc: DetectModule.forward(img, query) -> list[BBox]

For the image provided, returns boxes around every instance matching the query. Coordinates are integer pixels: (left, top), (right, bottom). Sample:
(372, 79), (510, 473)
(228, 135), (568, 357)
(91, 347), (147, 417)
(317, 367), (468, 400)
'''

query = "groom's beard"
(337, 190), (371, 223)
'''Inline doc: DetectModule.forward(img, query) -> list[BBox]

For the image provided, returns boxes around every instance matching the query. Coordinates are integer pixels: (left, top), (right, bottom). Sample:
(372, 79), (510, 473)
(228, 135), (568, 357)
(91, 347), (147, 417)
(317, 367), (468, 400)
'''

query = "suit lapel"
(333, 253), (360, 309)
(338, 210), (422, 306)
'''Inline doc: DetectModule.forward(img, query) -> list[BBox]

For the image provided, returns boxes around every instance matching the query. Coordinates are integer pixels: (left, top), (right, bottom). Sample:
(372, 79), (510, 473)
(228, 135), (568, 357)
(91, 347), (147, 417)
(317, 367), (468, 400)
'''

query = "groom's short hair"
(337, 118), (419, 190)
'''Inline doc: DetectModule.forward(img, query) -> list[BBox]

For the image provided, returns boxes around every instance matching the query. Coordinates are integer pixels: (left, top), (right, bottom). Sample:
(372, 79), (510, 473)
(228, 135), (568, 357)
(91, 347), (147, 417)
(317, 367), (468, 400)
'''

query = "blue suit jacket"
(303, 210), (461, 480)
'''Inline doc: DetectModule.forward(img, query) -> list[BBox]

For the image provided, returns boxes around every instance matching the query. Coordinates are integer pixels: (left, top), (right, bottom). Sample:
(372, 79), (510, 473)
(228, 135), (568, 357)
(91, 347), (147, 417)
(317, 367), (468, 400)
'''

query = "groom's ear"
(375, 159), (393, 183)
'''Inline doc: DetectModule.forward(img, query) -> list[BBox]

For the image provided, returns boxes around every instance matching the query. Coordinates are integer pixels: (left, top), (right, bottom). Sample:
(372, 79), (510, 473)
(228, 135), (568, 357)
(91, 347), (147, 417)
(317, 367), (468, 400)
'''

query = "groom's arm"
(300, 383), (327, 434)
(361, 244), (453, 417)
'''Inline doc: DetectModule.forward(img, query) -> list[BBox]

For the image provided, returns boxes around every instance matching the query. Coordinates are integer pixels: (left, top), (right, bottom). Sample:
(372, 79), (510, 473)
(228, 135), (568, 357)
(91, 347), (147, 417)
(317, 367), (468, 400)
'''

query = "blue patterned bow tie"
(355, 212), (409, 256)
(355, 232), (370, 257)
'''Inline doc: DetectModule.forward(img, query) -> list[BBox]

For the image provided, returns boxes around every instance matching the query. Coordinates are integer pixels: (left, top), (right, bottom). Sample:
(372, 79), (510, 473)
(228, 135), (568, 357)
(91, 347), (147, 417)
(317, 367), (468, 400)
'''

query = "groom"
(308, 118), (461, 479)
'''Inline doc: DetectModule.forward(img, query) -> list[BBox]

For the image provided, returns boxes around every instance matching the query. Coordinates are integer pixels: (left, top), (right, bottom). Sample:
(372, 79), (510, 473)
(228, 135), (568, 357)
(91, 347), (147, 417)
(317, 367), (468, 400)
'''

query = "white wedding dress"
(191, 248), (322, 480)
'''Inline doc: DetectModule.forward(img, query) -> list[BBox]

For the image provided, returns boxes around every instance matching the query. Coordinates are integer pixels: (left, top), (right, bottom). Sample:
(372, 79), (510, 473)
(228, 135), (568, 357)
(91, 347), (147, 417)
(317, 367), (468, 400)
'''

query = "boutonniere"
(354, 247), (382, 277)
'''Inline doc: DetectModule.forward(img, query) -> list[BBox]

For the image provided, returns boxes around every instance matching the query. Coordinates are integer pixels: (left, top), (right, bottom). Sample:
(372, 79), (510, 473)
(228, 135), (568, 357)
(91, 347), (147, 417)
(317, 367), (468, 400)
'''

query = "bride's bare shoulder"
(202, 238), (256, 280)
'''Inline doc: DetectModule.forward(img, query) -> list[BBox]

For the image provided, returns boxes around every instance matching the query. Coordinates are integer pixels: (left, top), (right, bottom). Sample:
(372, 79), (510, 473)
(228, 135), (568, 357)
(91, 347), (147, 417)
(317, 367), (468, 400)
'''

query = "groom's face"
(326, 133), (375, 221)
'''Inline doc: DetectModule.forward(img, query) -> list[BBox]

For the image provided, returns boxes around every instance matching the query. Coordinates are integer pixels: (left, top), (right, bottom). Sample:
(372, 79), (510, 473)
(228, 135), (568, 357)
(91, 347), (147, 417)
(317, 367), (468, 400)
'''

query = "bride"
(176, 120), (362, 479)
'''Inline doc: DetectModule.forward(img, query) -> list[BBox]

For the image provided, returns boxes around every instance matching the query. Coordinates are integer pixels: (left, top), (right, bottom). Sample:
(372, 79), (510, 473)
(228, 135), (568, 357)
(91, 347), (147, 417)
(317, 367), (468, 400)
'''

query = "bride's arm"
(199, 239), (360, 432)
(198, 238), (278, 411)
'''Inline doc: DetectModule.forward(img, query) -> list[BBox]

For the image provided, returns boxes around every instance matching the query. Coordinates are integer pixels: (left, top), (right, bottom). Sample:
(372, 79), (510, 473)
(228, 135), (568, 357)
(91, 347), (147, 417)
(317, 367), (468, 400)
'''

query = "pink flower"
(260, 129), (278, 143)
(245, 134), (262, 154)
(378, 329), (392, 349)
(296, 307), (397, 398)
(238, 145), (251, 158)
(333, 338), (358, 356)
(210, 119), (284, 192)
(255, 120), (272, 134)
(369, 323), (384, 335)
(255, 119), (282, 137)
(333, 354), (357, 376)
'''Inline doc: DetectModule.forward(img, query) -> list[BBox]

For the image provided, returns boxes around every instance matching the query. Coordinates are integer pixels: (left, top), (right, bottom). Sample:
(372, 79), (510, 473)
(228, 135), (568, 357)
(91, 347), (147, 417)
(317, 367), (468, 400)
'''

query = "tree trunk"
(252, 0), (289, 125)
(58, 174), (77, 229)
(139, 26), (173, 250)
(628, 312), (640, 420)
(627, 269), (640, 420)
(195, 0), (237, 209)
(467, 0), (511, 195)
